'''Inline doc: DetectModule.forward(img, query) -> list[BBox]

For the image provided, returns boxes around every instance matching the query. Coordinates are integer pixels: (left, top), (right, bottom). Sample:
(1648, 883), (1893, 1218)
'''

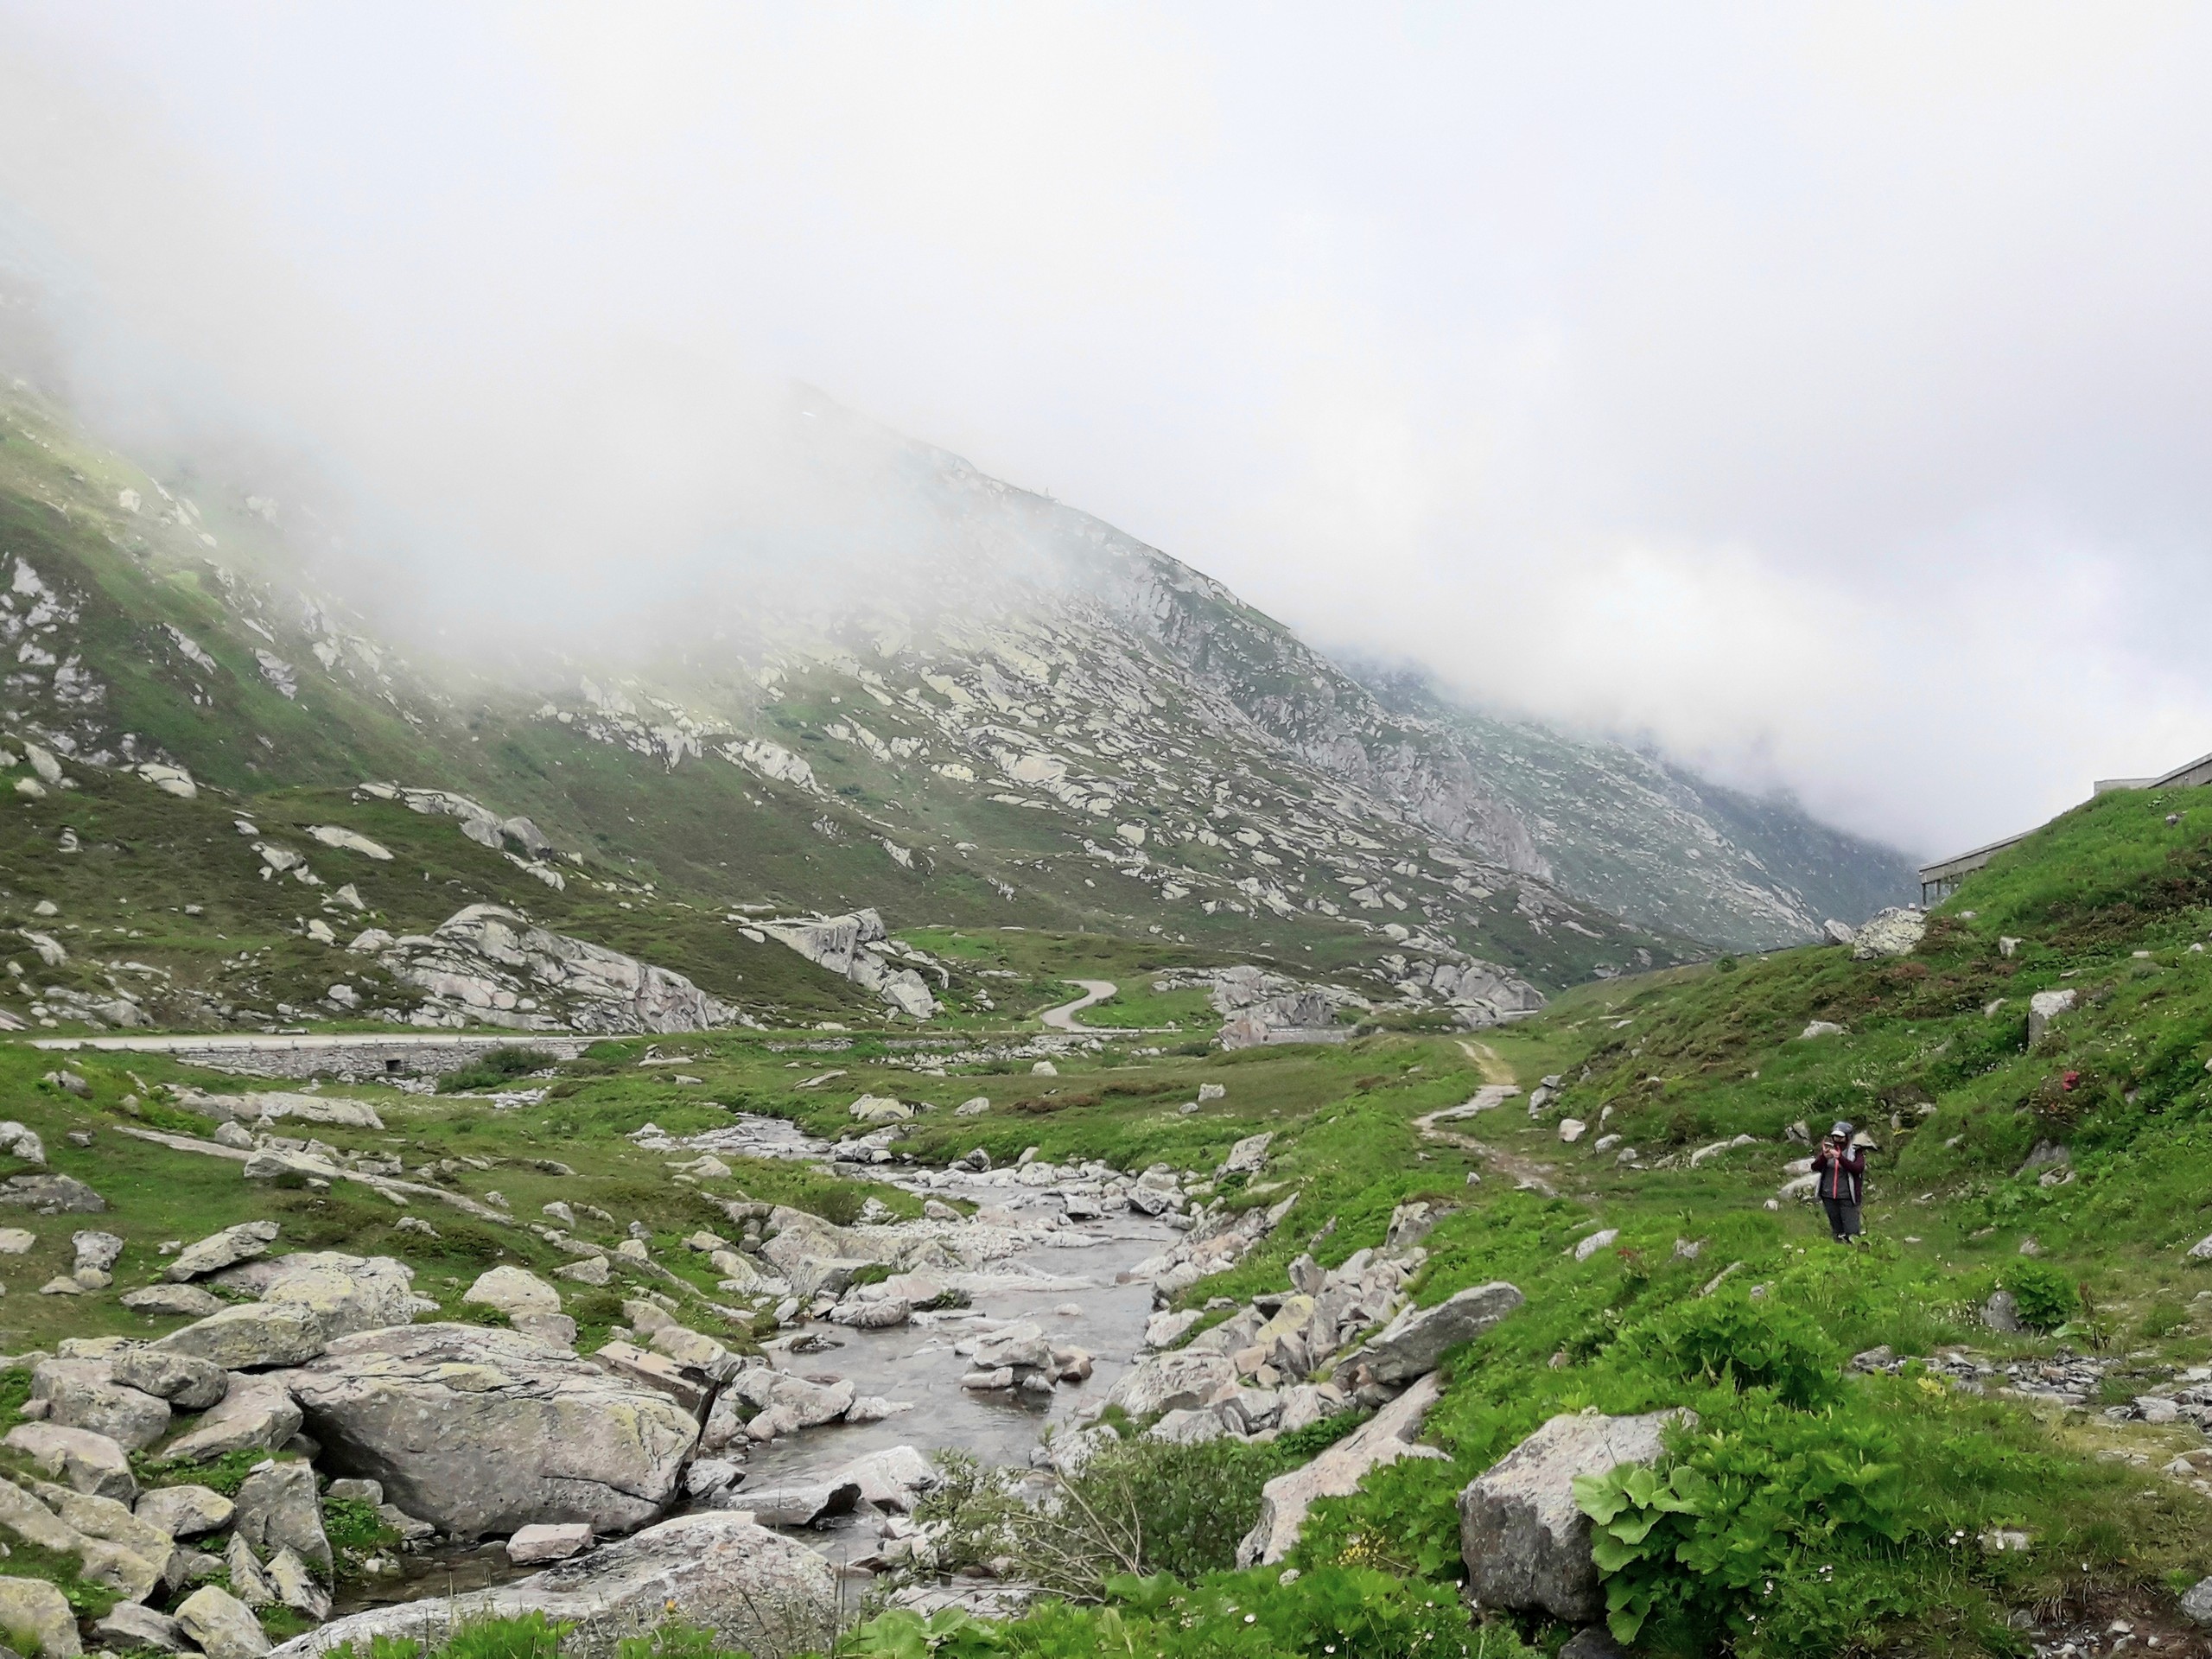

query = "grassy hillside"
(0, 781), (2205, 1656)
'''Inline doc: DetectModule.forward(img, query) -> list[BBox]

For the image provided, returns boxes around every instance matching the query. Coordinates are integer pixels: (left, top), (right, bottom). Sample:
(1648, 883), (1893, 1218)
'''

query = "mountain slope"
(0, 365), (1908, 1038)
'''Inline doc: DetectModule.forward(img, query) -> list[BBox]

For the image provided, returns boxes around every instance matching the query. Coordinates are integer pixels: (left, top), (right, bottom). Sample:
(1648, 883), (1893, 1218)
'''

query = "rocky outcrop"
(31, 1357), (171, 1450)
(372, 902), (729, 1035)
(155, 1304), (330, 1370)
(377, 905), (737, 1033)
(1345, 1281), (1524, 1387)
(276, 1325), (699, 1538)
(1458, 1408), (1692, 1622)
(756, 909), (938, 1020)
(1237, 1371), (1447, 1565)
(162, 1376), (302, 1461)
(267, 1512), (836, 1659)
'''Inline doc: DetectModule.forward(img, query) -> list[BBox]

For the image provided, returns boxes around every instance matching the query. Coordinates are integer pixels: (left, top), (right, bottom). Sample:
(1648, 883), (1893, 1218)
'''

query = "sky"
(3, 3), (2211, 861)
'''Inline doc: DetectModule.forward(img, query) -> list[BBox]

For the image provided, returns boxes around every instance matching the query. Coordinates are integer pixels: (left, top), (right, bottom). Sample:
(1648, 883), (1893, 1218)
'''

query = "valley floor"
(0, 782), (2206, 1659)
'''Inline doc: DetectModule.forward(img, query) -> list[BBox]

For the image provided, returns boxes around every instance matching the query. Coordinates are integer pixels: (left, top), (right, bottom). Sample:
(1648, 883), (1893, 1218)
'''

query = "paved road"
(1039, 980), (1118, 1031)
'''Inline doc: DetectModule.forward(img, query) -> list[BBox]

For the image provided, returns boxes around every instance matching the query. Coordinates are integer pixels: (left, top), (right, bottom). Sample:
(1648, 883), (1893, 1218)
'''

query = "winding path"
(1039, 979), (1118, 1031)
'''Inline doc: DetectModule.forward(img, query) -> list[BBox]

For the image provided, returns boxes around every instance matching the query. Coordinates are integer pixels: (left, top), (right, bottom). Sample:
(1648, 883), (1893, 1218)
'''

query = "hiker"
(1815, 1120), (1866, 1243)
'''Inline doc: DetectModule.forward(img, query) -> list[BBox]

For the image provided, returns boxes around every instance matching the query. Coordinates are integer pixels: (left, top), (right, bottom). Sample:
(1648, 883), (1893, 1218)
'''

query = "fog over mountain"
(5, 5), (2212, 864)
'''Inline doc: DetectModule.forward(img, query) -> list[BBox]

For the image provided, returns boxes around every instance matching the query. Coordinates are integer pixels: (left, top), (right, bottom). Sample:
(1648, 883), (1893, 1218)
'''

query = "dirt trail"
(1423, 1048), (1560, 1196)
(1039, 980), (1117, 1031)
(1456, 1038), (1515, 1084)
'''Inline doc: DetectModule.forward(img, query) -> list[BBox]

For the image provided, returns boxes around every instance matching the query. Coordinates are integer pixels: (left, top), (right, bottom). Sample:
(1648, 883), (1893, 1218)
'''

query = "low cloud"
(4, 4), (2211, 861)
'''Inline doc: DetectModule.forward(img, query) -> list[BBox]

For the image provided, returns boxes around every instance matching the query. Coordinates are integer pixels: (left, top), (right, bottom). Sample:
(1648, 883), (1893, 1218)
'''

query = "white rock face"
(2029, 988), (2078, 1050)
(755, 908), (939, 1019)
(307, 825), (393, 861)
(378, 905), (737, 1033)
(1852, 906), (1927, 960)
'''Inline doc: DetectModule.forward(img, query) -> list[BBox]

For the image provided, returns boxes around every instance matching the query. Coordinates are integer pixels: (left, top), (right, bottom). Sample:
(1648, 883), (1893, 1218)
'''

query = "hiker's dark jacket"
(1815, 1143), (1866, 1205)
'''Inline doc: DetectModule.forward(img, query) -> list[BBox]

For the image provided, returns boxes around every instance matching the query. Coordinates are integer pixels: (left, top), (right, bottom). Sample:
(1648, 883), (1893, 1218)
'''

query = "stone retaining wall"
(28, 1033), (596, 1081)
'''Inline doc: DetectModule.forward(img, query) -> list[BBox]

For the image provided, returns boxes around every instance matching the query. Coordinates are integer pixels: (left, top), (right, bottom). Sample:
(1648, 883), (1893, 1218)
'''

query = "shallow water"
(743, 1190), (1173, 1484)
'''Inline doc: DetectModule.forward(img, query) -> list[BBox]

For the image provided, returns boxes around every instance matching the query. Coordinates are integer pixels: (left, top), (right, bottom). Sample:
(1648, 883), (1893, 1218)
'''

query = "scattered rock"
(0, 1174), (105, 1214)
(167, 1222), (281, 1282)
(1237, 1372), (1448, 1565)
(0, 1575), (83, 1658)
(1104, 1351), (1237, 1417)
(3, 1422), (137, 1500)
(265, 1512), (835, 1659)
(508, 1522), (594, 1564)
(1851, 906), (1927, 960)
(1220, 1132), (1273, 1175)
(161, 1376), (303, 1462)
(2028, 988), (2077, 1050)
(94, 1600), (188, 1653)
(233, 1461), (331, 1575)
(155, 1303), (329, 1370)
(31, 1357), (170, 1449)
(1347, 1281), (1524, 1387)
(136, 1484), (236, 1539)
(175, 1584), (271, 1659)
(114, 1348), (232, 1411)
(264, 1545), (330, 1619)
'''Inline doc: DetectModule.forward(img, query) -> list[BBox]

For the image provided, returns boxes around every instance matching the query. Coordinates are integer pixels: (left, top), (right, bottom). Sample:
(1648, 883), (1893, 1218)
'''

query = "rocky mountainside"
(0, 365), (1909, 1039)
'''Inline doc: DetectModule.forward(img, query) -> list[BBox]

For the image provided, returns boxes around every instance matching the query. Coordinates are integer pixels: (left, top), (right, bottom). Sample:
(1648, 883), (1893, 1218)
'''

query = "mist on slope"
(9, 8), (2212, 861)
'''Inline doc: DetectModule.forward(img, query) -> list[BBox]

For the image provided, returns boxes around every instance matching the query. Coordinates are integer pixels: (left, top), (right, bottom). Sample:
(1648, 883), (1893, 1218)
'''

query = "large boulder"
(162, 1376), (302, 1462)
(112, 1349), (231, 1411)
(33, 1481), (176, 1588)
(137, 1484), (237, 1539)
(0, 1174), (105, 1213)
(94, 1601), (188, 1654)
(3, 1422), (137, 1500)
(760, 1208), (885, 1300)
(276, 1325), (698, 1539)
(31, 1357), (171, 1450)
(156, 1303), (329, 1370)
(1104, 1351), (1237, 1417)
(1458, 1409), (1692, 1623)
(267, 1512), (835, 1659)
(1236, 1372), (1448, 1566)
(167, 1222), (281, 1282)
(2029, 988), (2078, 1051)
(0, 1480), (163, 1601)
(1346, 1281), (1523, 1387)
(256, 1253), (429, 1337)
(1851, 906), (1926, 961)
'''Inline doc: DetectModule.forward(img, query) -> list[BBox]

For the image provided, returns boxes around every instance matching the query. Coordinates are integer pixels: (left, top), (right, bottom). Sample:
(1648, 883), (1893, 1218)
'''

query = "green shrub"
(2003, 1260), (2080, 1332)
(915, 1436), (1297, 1600)
(1614, 1293), (1842, 1408)
(840, 1569), (1533, 1659)
(1575, 1395), (1913, 1656)
(437, 1047), (551, 1095)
